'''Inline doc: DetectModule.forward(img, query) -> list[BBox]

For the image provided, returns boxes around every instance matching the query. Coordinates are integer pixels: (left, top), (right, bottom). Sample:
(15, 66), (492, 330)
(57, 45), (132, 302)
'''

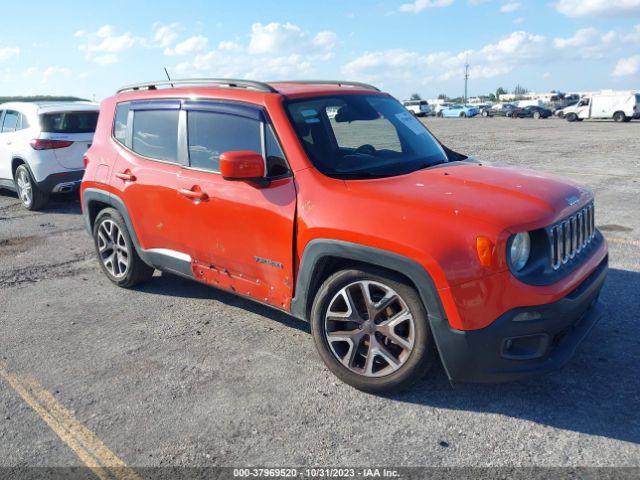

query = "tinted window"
(2, 110), (19, 133)
(132, 110), (179, 162)
(328, 105), (401, 152)
(265, 125), (289, 176)
(40, 111), (98, 133)
(113, 103), (130, 144)
(187, 111), (261, 173)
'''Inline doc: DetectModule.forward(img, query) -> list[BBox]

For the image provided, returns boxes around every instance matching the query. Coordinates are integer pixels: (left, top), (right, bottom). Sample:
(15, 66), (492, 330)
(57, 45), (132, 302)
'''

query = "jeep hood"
(345, 163), (592, 231)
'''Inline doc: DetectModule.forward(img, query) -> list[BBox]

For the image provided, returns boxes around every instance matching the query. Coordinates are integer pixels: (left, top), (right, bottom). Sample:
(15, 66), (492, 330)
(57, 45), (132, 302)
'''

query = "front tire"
(310, 267), (436, 393)
(14, 164), (48, 211)
(459, 112), (466, 118)
(92, 208), (154, 288)
(566, 113), (578, 122)
(533, 111), (541, 119)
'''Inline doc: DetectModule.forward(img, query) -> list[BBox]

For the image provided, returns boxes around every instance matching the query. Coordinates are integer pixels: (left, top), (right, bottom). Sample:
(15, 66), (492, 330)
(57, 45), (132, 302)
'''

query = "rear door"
(111, 100), (189, 258)
(176, 101), (297, 309)
(39, 110), (98, 169)
(0, 110), (13, 182)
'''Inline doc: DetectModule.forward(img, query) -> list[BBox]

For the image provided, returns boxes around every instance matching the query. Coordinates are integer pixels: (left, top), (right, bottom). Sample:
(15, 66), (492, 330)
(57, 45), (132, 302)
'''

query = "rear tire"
(459, 112), (466, 118)
(533, 111), (541, 119)
(310, 266), (436, 393)
(14, 164), (48, 211)
(481, 110), (488, 117)
(92, 208), (154, 288)
(613, 111), (626, 123)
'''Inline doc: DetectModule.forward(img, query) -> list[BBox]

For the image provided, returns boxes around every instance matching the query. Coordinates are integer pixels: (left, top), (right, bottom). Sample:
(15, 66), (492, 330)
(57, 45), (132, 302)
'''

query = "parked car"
(562, 92), (640, 123)
(0, 102), (99, 210)
(510, 105), (553, 119)
(439, 104), (478, 118)
(431, 102), (451, 116)
(82, 78), (607, 393)
(402, 100), (432, 117)
(482, 103), (518, 117)
(554, 101), (578, 118)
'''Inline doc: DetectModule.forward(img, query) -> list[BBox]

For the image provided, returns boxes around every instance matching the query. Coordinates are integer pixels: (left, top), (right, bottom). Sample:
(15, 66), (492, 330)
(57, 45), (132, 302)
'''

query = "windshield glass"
(286, 95), (448, 179)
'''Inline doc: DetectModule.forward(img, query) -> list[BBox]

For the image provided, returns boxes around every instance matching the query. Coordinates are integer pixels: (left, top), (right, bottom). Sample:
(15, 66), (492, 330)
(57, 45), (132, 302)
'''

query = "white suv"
(0, 102), (99, 210)
(402, 100), (432, 117)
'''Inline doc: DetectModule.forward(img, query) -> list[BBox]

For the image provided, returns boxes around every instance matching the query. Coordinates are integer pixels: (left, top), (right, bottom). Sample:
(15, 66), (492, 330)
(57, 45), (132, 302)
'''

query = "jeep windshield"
(286, 95), (449, 179)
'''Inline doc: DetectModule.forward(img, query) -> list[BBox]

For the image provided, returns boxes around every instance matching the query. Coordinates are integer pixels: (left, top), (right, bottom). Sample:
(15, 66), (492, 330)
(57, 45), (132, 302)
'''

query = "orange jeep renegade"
(81, 79), (608, 392)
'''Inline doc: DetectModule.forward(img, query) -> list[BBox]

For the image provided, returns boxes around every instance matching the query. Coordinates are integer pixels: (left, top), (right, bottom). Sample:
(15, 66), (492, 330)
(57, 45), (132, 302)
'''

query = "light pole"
(464, 57), (469, 104)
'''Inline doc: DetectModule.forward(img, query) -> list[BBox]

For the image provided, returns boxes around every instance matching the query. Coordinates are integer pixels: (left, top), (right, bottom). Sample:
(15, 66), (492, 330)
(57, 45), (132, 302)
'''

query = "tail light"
(83, 155), (90, 168)
(30, 139), (74, 150)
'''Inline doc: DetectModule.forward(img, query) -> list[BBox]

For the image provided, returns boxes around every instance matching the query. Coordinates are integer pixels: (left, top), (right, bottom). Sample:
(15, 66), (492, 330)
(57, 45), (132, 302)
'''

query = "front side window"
(132, 110), (179, 162)
(187, 111), (261, 173)
(287, 94), (448, 178)
(40, 111), (98, 133)
(2, 110), (20, 133)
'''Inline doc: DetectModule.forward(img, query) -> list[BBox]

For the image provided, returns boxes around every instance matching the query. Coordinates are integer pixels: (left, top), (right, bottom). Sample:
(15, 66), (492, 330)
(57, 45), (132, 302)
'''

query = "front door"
(177, 102), (297, 309)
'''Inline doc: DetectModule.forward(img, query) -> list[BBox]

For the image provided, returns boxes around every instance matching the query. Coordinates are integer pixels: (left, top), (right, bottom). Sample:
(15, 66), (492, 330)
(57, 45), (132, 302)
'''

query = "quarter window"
(113, 103), (130, 144)
(132, 110), (179, 163)
(1, 110), (20, 133)
(187, 111), (261, 173)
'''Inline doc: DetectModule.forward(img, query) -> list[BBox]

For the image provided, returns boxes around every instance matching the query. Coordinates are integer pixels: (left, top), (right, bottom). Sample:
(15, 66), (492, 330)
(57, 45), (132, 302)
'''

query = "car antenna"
(164, 67), (174, 88)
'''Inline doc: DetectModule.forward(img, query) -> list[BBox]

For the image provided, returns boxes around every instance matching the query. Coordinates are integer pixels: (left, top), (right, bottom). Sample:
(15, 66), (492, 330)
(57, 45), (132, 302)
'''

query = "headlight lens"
(509, 232), (531, 271)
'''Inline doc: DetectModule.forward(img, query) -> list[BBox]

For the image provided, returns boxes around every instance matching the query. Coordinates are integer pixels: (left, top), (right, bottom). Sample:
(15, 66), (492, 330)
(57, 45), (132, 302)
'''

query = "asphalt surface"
(0, 117), (639, 472)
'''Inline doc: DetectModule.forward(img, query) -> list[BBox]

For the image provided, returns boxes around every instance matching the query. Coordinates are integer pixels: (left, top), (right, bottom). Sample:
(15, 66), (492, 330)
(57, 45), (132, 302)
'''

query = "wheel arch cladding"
(82, 188), (150, 266)
(291, 239), (448, 322)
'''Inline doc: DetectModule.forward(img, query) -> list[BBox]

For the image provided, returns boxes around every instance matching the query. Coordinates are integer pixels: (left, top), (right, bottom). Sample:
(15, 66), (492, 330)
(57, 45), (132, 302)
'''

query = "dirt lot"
(0, 117), (639, 474)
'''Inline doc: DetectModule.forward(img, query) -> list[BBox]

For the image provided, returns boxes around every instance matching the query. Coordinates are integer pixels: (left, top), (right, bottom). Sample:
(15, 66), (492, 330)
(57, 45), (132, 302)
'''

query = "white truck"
(562, 91), (640, 123)
(402, 100), (432, 117)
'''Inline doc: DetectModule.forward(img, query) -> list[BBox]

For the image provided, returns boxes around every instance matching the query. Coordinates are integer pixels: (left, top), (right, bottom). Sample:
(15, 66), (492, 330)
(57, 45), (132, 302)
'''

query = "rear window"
(40, 111), (98, 133)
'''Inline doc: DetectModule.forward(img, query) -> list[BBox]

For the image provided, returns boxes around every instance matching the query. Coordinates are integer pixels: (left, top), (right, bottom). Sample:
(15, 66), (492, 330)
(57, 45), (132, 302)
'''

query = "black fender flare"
(290, 239), (464, 380)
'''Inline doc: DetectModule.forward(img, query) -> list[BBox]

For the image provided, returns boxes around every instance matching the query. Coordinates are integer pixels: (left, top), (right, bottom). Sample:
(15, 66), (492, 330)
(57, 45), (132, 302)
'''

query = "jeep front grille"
(548, 203), (595, 271)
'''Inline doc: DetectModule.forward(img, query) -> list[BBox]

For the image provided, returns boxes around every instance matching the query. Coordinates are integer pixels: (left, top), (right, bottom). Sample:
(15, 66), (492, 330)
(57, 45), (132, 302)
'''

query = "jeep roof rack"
(117, 78), (278, 94)
(270, 80), (380, 92)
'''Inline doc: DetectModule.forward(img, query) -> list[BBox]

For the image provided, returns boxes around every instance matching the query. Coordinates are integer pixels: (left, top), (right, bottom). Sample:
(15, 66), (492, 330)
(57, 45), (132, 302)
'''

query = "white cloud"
(174, 22), (336, 79)
(164, 35), (208, 56)
(94, 54), (119, 65)
(612, 55), (640, 76)
(77, 25), (138, 64)
(500, 2), (521, 13)
(342, 30), (548, 84)
(0, 46), (20, 61)
(218, 41), (242, 52)
(553, 28), (618, 59)
(399, 0), (454, 13)
(554, 0), (640, 17)
(151, 23), (180, 48)
(513, 16), (525, 23)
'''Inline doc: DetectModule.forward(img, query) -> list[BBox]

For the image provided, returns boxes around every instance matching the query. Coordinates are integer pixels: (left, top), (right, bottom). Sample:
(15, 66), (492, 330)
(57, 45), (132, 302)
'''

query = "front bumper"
(36, 170), (84, 195)
(431, 255), (608, 384)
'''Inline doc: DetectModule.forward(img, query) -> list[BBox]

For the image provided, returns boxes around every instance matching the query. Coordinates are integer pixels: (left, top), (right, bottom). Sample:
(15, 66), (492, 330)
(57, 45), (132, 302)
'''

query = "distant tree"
(488, 93), (496, 101)
(409, 93), (422, 101)
(513, 84), (529, 96)
(495, 87), (507, 99)
(437, 93), (448, 100)
(0, 95), (89, 103)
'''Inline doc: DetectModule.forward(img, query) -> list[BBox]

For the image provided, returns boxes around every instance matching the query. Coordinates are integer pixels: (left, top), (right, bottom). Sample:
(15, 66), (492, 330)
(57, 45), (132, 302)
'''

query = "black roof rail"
(269, 80), (380, 92)
(117, 78), (278, 94)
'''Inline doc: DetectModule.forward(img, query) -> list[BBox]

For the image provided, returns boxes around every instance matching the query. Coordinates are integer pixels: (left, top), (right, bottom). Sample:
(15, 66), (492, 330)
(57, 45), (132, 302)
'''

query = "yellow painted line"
(0, 364), (141, 480)
(606, 237), (640, 247)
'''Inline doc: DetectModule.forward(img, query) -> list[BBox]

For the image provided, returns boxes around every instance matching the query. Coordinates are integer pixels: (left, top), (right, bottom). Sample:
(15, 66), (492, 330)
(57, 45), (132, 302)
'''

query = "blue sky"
(1, 0), (639, 101)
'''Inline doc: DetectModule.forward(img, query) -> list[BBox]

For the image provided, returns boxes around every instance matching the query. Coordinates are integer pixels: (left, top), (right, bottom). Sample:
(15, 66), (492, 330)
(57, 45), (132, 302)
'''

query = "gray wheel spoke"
(97, 219), (129, 279)
(324, 280), (415, 378)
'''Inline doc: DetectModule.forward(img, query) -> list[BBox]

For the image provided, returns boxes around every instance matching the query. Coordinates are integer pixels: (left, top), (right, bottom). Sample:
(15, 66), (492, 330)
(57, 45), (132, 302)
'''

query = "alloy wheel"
(16, 169), (33, 207)
(324, 280), (415, 377)
(96, 219), (130, 278)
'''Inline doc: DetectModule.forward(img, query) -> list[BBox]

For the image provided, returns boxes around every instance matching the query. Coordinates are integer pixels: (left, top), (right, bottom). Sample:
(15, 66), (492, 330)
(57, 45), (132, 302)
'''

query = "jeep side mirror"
(220, 151), (266, 182)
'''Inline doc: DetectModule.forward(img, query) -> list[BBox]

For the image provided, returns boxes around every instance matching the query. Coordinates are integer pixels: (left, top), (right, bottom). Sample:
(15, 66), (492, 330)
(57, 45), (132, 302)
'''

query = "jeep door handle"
(115, 171), (136, 182)
(178, 188), (208, 201)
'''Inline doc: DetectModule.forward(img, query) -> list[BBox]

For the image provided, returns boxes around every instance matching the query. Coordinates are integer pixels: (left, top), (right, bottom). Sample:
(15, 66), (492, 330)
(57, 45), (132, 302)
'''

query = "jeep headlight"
(508, 232), (531, 271)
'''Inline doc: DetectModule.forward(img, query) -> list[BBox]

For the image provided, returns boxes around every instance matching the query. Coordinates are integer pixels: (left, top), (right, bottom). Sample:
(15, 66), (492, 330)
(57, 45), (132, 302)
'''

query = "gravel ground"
(0, 117), (638, 472)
